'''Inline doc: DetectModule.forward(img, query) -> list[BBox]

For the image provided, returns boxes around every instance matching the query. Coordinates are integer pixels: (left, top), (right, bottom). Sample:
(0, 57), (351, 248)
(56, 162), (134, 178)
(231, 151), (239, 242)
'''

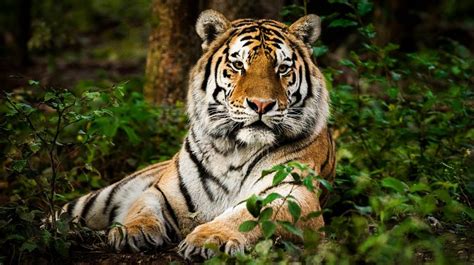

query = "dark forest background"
(0, 0), (473, 264)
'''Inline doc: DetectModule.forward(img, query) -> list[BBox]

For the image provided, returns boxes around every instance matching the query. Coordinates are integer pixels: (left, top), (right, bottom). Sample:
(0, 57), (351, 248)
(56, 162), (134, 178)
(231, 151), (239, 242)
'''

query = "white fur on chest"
(178, 136), (276, 221)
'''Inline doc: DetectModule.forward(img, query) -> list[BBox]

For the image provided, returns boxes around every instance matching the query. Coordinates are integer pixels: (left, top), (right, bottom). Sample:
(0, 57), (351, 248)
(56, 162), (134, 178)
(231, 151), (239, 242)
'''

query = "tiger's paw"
(107, 218), (169, 252)
(178, 222), (247, 259)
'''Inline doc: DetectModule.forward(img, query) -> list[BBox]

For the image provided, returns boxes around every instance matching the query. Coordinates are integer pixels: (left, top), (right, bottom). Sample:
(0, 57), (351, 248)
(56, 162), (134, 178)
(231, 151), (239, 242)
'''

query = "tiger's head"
(188, 10), (329, 147)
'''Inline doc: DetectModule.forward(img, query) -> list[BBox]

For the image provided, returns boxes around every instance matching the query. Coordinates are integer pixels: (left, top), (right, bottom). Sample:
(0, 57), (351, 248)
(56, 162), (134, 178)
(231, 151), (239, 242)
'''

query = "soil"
(69, 245), (188, 265)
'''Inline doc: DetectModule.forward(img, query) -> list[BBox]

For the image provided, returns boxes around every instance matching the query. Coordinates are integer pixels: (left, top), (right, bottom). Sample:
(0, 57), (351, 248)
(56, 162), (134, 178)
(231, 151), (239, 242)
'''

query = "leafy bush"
(207, 0), (473, 264)
(1, 0), (472, 263)
(0, 80), (187, 263)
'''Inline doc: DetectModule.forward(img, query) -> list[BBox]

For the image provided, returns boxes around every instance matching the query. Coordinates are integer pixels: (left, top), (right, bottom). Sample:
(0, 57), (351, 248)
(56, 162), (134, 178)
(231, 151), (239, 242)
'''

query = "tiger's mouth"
(245, 120), (272, 130)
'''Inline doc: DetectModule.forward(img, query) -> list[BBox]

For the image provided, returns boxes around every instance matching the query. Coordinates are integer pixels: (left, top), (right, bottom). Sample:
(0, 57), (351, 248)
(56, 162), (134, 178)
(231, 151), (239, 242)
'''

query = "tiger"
(58, 10), (335, 259)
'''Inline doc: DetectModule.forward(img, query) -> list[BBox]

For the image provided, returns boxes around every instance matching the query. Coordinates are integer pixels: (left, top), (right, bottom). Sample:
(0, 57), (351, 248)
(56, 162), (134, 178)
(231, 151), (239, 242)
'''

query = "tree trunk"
(144, 0), (284, 105)
(144, 0), (200, 105)
(205, 0), (284, 20)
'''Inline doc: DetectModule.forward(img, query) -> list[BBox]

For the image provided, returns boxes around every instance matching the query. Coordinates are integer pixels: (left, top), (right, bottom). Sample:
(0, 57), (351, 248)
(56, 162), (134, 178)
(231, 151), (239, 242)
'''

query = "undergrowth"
(0, 0), (473, 264)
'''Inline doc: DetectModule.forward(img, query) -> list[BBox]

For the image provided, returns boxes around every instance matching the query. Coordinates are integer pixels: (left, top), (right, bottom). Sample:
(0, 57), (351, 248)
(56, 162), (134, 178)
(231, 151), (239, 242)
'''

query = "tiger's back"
(60, 10), (335, 259)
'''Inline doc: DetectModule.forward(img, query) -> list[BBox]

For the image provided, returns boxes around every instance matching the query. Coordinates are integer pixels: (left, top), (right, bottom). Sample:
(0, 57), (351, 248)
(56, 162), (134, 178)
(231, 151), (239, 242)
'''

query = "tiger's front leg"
(108, 183), (180, 252)
(178, 184), (324, 259)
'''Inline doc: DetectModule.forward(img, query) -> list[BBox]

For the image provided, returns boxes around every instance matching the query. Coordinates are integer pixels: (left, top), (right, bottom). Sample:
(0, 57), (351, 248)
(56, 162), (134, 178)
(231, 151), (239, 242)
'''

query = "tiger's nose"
(245, 98), (277, 114)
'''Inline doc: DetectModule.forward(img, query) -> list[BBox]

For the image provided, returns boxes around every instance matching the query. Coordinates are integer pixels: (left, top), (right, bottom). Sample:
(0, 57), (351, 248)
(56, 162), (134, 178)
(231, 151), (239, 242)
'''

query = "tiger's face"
(188, 11), (328, 147)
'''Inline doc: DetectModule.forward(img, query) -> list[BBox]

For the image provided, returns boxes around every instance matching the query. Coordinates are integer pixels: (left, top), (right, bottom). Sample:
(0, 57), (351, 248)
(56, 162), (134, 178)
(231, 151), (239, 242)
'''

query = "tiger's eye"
(232, 61), (244, 70)
(278, 65), (290, 74)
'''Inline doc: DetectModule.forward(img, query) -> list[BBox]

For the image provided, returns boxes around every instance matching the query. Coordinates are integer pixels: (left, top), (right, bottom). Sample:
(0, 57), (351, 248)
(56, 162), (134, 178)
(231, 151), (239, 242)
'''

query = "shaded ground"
(51, 226), (473, 264)
(70, 245), (188, 265)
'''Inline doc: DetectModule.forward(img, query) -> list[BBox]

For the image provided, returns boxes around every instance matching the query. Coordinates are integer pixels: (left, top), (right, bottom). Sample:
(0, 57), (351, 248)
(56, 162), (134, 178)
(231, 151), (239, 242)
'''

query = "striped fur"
(59, 10), (335, 259)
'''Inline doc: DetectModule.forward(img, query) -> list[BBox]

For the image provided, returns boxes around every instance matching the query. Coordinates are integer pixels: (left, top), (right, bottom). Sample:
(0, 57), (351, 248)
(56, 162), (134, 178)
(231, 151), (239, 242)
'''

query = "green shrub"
(0, 0), (472, 263)
(207, 0), (473, 264)
(0, 80), (187, 262)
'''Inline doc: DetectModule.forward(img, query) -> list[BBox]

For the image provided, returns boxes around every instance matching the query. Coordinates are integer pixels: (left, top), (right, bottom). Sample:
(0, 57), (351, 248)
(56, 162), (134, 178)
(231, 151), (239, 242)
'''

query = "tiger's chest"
(178, 140), (277, 220)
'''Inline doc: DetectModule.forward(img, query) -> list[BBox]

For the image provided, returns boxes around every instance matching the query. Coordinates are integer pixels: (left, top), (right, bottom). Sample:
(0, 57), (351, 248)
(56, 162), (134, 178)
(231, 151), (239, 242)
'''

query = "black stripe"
(66, 199), (78, 217)
(154, 185), (179, 229)
(185, 138), (230, 194)
(260, 21), (286, 30)
(240, 132), (319, 190)
(321, 131), (335, 176)
(223, 69), (230, 78)
(265, 28), (286, 41)
(201, 57), (212, 91)
(242, 40), (254, 47)
(288, 70), (297, 86)
(176, 158), (196, 212)
(108, 205), (119, 224)
(79, 192), (99, 225)
(239, 35), (257, 41)
(139, 227), (154, 246)
(267, 36), (284, 44)
(131, 235), (139, 248)
(239, 26), (259, 35)
(103, 178), (132, 215)
(320, 141), (331, 174)
(238, 148), (270, 190)
(212, 56), (226, 104)
(102, 164), (163, 216)
(184, 140), (214, 201)
(290, 67), (303, 106)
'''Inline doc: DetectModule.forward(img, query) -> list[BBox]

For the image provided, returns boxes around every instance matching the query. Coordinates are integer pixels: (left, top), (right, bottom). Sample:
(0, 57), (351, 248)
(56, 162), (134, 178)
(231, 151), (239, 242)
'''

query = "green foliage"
(1, 0), (473, 263)
(207, 0), (473, 264)
(0, 81), (187, 262)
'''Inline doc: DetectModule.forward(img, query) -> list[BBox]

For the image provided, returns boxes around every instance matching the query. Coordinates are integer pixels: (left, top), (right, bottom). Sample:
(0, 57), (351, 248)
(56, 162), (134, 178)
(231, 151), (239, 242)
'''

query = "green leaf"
(272, 170), (290, 186)
(254, 239), (273, 256)
(246, 194), (263, 218)
(317, 178), (334, 192)
(303, 211), (322, 221)
(382, 177), (408, 193)
(259, 207), (273, 221)
(17, 103), (35, 115)
(262, 193), (283, 206)
(287, 161), (307, 170)
(357, 0), (373, 16)
(288, 200), (301, 223)
(261, 220), (276, 239)
(29, 141), (41, 153)
(239, 220), (258, 232)
(328, 0), (349, 4)
(355, 205), (372, 215)
(261, 169), (276, 178)
(328, 19), (357, 28)
(20, 241), (37, 252)
(83, 91), (101, 100)
(303, 228), (321, 250)
(44, 92), (56, 101)
(277, 221), (303, 238)
(340, 59), (356, 68)
(312, 45), (329, 57)
(28, 80), (39, 86)
(290, 172), (301, 182)
(54, 239), (71, 257)
(12, 160), (27, 172)
(410, 183), (431, 193)
(303, 176), (315, 192)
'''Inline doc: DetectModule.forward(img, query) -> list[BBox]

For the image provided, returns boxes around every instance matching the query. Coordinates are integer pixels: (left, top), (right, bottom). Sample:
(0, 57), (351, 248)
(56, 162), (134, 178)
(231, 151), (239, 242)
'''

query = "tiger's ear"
(196, 10), (231, 51)
(289, 14), (321, 48)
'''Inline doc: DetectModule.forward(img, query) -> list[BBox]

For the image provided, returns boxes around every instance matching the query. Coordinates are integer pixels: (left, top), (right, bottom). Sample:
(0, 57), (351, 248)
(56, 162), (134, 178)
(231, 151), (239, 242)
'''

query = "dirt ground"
(69, 246), (188, 265)
(55, 227), (474, 265)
